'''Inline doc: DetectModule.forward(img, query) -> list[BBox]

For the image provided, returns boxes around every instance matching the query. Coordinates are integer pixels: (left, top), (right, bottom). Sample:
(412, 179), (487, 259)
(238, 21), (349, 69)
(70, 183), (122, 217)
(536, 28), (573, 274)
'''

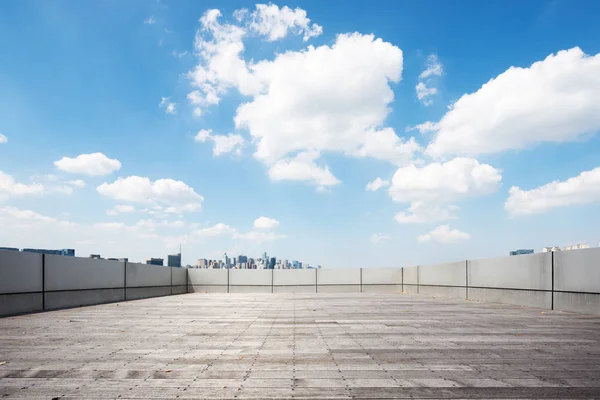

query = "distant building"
(90, 254), (102, 259)
(197, 258), (208, 268)
(168, 253), (181, 268)
(146, 258), (164, 266)
(22, 248), (75, 257)
(269, 257), (276, 269)
(509, 249), (534, 256)
(0, 247), (19, 251)
(119, 258), (129, 262)
(292, 260), (299, 269)
(107, 258), (118, 261)
(542, 246), (561, 252)
(564, 244), (590, 251)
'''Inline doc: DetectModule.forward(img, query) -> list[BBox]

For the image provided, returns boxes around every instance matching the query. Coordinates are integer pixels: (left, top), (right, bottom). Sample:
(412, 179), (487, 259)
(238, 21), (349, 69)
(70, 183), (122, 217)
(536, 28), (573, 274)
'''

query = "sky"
(1, 0), (600, 267)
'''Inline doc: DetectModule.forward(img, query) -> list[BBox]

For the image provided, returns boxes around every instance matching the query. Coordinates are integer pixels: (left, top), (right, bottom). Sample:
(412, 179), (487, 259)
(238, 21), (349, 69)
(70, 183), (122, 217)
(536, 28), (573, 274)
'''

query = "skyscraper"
(168, 253), (181, 267)
(269, 257), (276, 269)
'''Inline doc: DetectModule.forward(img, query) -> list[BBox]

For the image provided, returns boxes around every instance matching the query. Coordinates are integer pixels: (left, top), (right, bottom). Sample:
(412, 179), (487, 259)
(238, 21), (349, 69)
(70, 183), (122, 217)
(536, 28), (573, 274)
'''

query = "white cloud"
(395, 202), (459, 224)
(65, 179), (86, 188)
(370, 232), (391, 244)
(235, 33), (411, 167)
(234, 230), (285, 243)
(212, 134), (245, 156)
(426, 47), (600, 157)
(144, 16), (155, 25)
(159, 97), (177, 114)
(366, 177), (389, 192)
(194, 129), (212, 142)
(0, 171), (44, 200)
(389, 158), (501, 224)
(0, 134), (7, 144)
(419, 54), (443, 79)
(417, 225), (470, 244)
(268, 151), (340, 187)
(254, 216), (280, 230)
(406, 121), (439, 134)
(389, 157), (502, 204)
(246, 3), (322, 42)
(416, 82), (437, 106)
(106, 204), (136, 216)
(193, 223), (237, 237)
(194, 129), (245, 156)
(172, 50), (188, 58)
(54, 153), (121, 176)
(97, 176), (204, 213)
(187, 10), (418, 185)
(505, 166), (600, 216)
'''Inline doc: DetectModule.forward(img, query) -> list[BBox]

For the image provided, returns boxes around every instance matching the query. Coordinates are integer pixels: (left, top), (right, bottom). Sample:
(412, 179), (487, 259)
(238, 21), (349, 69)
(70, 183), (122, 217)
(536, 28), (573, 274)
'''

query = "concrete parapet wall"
(45, 256), (124, 291)
(230, 269), (271, 286)
(419, 261), (466, 287)
(126, 263), (170, 288)
(403, 267), (418, 285)
(317, 268), (360, 285)
(0, 250), (188, 317)
(468, 253), (552, 290)
(361, 268), (402, 285)
(188, 269), (227, 286)
(274, 269), (316, 286)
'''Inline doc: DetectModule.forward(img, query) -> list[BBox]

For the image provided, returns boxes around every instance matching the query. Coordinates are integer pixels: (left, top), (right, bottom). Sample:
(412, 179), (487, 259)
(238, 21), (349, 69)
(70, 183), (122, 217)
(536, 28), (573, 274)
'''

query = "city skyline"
(1, 1), (600, 267)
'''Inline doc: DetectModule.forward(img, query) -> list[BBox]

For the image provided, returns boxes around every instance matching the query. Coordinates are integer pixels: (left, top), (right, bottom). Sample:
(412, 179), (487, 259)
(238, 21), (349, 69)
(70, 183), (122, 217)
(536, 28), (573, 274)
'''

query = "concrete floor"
(1, 293), (600, 399)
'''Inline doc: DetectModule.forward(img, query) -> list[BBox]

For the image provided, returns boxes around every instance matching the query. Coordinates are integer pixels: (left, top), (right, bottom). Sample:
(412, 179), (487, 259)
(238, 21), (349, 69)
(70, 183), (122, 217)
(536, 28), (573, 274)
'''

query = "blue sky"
(1, 0), (600, 267)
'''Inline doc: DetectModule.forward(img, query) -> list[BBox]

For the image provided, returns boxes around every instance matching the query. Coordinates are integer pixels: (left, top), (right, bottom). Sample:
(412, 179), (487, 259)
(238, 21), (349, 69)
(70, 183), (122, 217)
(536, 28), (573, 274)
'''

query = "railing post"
(360, 268), (363, 293)
(465, 260), (468, 300)
(42, 254), (46, 311)
(401, 267), (404, 293)
(124, 261), (127, 301)
(551, 252), (555, 310)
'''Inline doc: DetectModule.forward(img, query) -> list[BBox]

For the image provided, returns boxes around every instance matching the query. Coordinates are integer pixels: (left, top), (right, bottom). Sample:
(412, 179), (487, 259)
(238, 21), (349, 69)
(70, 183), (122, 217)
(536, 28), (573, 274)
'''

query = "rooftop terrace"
(1, 293), (600, 399)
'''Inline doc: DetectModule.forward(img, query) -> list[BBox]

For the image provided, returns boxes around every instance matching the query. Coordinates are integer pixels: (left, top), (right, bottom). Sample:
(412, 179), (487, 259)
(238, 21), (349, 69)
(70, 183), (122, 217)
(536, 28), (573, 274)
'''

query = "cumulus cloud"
(0, 134), (7, 144)
(192, 221), (285, 243)
(416, 82), (437, 106)
(389, 157), (502, 204)
(389, 158), (501, 223)
(159, 97), (177, 114)
(0, 171), (44, 200)
(425, 47), (600, 157)
(194, 129), (245, 156)
(405, 121), (439, 134)
(245, 3), (322, 42)
(365, 177), (389, 192)
(505, 166), (600, 216)
(54, 153), (121, 176)
(97, 176), (204, 213)
(394, 202), (459, 224)
(417, 225), (470, 244)
(65, 180), (86, 188)
(267, 151), (340, 188)
(0, 206), (77, 229)
(187, 12), (418, 185)
(106, 204), (136, 216)
(253, 216), (280, 230)
(369, 232), (391, 244)
(144, 16), (155, 25)
(193, 223), (236, 237)
(419, 54), (443, 79)
(235, 33), (411, 166)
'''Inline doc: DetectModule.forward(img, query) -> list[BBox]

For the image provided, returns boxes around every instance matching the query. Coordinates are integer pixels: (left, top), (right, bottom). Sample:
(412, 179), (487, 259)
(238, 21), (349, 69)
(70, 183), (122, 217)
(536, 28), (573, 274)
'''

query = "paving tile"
(1, 293), (600, 399)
